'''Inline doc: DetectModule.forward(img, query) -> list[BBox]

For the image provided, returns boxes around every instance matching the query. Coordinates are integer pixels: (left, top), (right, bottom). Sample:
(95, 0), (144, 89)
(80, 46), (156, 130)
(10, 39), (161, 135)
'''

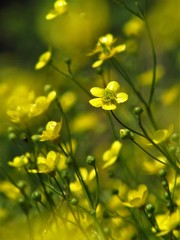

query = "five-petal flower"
(88, 33), (126, 68)
(89, 81), (128, 110)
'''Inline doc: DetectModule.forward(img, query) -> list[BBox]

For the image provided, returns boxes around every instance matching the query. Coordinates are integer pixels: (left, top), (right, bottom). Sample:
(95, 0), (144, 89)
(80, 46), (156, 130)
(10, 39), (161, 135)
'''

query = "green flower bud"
(145, 203), (155, 213)
(134, 106), (143, 116)
(168, 146), (176, 153)
(64, 57), (71, 65)
(161, 180), (168, 187)
(86, 155), (95, 166)
(17, 181), (27, 191)
(44, 84), (52, 93)
(31, 191), (42, 202)
(158, 169), (167, 177)
(8, 132), (16, 140)
(171, 133), (179, 142)
(70, 198), (78, 206)
(103, 227), (111, 235)
(164, 192), (169, 199)
(120, 129), (134, 140)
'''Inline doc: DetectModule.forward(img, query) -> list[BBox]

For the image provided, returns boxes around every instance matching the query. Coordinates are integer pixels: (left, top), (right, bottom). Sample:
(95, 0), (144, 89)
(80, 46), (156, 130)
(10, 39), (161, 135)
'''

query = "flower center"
(103, 89), (116, 103)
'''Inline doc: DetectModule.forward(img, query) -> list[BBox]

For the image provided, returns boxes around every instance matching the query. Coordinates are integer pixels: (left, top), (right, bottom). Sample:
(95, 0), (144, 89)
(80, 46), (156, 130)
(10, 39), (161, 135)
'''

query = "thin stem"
(131, 139), (170, 166)
(93, 165), (100, 211)
(111, 110), (145, 138)
(51, 64), (91, 97)
(144, 18), (157, 106)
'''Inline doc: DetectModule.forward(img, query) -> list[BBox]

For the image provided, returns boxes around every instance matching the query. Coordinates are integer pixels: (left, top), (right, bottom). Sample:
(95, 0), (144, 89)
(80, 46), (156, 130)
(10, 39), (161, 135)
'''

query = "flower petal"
(90, 87), (104, 97)
(89, 98), (103, 108)
(107, 81), (120, 92)
(116, 92), (128, 103)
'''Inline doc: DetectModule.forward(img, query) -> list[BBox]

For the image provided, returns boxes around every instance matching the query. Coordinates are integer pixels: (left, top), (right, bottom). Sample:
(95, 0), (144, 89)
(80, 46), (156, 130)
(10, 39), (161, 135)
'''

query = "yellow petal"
(102, 103), (116, 110)
(107, 81), (120, 91)
(89, 98), (103, 108)
(92, 59), (103, 68)
(116, 92), (128, 103)
(90, 87), (104, 97)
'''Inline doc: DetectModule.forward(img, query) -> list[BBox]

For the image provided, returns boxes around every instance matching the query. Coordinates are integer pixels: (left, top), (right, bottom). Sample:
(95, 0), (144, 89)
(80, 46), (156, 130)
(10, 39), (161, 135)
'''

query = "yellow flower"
(142, 157), (167, 175)
(8, 152), (30, 168)
(35, 51), (52, 70)
(0, 181), (20, 200)
(28, 151), (60, 175)
(154, 208), (180, 236)
(102, 141), (122, 168)
(123, 17), (143, 36)
(70, 168), (95, 192)
(89, 81), (128, 110)
(120, 184), (148, 208)
(39, 119), (62, 141)
(46, 0), (68, 20)
(88, 33), (126, 68)
(148, 124), (174, 145)
(7, 89), (56, 123)
(28, 91), (56, 117)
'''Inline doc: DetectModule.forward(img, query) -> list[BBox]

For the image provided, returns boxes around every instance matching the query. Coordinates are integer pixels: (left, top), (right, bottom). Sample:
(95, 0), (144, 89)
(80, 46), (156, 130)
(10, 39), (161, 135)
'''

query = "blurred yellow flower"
(89, 81), (128, 110)
(88, 33), (126, 68)
(123, 17), (143, 36)
(154, 208), (180, 236)
(161, 84), (180, 106)
(137, 65), (165, 85)
(149, 124), (174, 145)
(28, 91), (56, 118)
(46, 0), (68, 20)
(71, 112), (99, 133)
(28, 151), (60, 175)
(35, 51), (52, 70)
(102, 141), (122, 168)
(70, 168), (95, 192)
(8, 152), (30, 168)
(39, 119), (62, 141)
(142, 156), (166, 174)
(59, 91), (77, 112)
(7, 90), (56, 122)
(0, 181), (20, 200)
(120, 184), (148, 208)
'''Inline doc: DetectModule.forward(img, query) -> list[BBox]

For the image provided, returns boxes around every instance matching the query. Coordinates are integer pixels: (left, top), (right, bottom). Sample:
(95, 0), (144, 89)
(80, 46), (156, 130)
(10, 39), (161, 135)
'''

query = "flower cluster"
(88, 33), (126, 68)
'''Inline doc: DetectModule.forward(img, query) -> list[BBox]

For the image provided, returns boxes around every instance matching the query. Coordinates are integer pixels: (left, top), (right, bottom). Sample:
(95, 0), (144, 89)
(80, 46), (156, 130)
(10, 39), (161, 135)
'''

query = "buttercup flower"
(102, 141), (122, 168)
(120, 184), (148, 208)
(46, 0), (68, 20)
(70, 168), (95, 192)
(89, 81), (128, 110)
(7, 89), (56, 123)
(28, 151), (60, 175)
(35, 51), (52, 70)
(0, 181), (21, 200)
(28, 91), (56, 117)
(147, 124), (174, 145)
(154, 208), (180, 236)
(8, 152), (30, 168)
(88, 33), (126, 68)
(39, 119), (62, 142)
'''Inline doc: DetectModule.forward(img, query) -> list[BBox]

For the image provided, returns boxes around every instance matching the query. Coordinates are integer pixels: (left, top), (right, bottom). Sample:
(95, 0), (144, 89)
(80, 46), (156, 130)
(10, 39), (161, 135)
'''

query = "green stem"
(51, 64), (91, 97)
(111, 110), (145, 138)
(145, 18), (157, 106)
(111, 58), (157, 129)
(131, 139), (170, 166)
